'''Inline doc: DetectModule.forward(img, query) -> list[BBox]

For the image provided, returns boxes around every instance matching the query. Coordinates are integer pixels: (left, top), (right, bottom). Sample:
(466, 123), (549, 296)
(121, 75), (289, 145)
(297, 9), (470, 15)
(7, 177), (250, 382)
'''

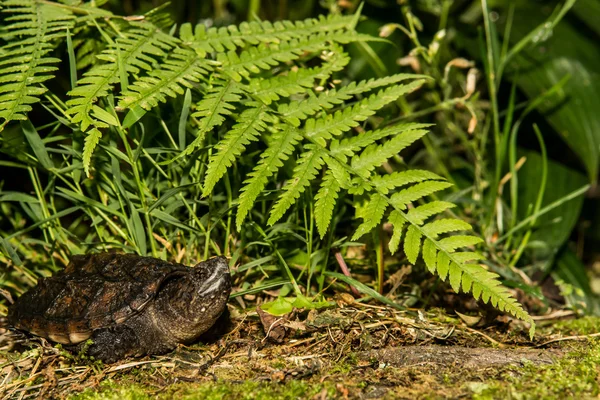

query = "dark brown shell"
(7, 253), (188, 345)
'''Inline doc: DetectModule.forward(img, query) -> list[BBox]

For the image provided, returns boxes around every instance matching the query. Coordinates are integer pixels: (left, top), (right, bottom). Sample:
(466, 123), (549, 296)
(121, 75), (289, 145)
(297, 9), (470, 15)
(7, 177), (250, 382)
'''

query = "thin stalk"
(116, 126), (157, 257)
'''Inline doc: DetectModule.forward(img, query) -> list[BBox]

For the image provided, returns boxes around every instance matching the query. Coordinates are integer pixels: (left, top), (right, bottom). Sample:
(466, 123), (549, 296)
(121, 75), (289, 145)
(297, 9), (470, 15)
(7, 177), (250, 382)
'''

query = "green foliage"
(0, 0), (75, 130)
(0, 0), (533, 331)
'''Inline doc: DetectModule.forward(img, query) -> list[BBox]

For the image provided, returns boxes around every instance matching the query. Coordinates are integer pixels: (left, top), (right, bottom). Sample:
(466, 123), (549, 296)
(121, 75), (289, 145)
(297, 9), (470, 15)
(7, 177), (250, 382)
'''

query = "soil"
(0, 302), (598, 399)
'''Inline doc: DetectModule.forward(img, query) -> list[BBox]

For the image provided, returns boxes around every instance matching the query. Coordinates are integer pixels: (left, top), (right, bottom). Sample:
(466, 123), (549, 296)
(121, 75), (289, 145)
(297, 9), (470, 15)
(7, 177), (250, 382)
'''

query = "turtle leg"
(87, 325), (139, 363)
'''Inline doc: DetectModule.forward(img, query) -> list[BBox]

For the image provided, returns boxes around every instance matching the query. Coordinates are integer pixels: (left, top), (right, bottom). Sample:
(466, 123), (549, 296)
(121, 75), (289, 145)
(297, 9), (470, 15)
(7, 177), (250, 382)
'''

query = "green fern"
(0, 0), (75, 131)
(180, 14), (358, 56)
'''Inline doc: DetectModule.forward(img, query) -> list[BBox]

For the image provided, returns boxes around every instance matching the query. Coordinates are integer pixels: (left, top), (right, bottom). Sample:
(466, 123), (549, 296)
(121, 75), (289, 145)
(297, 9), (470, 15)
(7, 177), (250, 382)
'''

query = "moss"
(70, 381), (149, 400)
(472, 339), (600, 399)
(69, 379), (337, 400)
(552, 316), (600, 336)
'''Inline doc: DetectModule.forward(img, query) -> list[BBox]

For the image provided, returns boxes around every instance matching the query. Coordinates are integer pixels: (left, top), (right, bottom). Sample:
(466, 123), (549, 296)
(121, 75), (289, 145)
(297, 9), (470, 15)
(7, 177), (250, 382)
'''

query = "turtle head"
(155, 256), (231, 343)
(188, 256), (231, 319)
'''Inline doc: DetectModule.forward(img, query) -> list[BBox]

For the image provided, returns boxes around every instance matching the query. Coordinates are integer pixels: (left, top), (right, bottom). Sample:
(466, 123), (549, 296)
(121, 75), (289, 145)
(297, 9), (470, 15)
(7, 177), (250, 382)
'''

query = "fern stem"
(38, 0), (114, 18)
(374, 225), (384, 294)
(224, 172), (233, 256)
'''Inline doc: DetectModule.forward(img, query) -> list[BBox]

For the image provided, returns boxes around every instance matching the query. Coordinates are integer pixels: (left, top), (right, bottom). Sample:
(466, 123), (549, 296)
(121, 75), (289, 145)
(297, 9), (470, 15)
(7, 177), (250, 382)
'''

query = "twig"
(534, 332), (600, 348)
(334, 252), (360, 297)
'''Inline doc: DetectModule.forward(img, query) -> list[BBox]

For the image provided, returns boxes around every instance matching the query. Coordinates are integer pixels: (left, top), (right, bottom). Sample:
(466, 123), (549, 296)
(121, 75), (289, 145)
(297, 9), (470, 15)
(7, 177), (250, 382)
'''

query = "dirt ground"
(1, 301), (599, 399)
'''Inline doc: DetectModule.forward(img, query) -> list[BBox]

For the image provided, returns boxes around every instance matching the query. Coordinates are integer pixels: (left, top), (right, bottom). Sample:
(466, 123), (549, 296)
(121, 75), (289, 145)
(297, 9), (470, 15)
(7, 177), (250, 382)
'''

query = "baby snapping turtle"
(7, 253), (231, 363)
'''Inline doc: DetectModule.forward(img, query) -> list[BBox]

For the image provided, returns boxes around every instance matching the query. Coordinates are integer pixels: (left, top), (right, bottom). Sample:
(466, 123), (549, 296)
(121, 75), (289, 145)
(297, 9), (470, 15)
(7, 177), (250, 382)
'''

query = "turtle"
(7, 253), (231, 363)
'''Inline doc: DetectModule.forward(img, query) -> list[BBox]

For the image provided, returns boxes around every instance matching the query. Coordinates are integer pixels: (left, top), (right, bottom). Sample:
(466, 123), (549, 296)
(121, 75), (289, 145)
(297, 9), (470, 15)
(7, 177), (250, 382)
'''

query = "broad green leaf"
(516, 149), (586, 256)
(260, 297), (294, 316)
(508, 6), (600, 181)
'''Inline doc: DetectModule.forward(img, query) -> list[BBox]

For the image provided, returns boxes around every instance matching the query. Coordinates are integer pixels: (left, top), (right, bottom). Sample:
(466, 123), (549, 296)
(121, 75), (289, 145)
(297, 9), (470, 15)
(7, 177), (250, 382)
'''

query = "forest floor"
(2, 301), (600, 400)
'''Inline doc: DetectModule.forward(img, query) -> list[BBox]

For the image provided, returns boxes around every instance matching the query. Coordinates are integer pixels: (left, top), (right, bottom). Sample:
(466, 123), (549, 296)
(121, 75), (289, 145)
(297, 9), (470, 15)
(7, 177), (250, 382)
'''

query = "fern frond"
(279, 74), (426, 126)
(245, 68), (322, 106)
(180, 14), (356, 56)
(118, 47), (212, 110)
(0, 0), (75, 130)
(220, 31), (373, 82)
(179, 78), (243, 159)
(203, 103), (271, 195)
(268, 146), (325, 225)
(236, 127), (303, 230)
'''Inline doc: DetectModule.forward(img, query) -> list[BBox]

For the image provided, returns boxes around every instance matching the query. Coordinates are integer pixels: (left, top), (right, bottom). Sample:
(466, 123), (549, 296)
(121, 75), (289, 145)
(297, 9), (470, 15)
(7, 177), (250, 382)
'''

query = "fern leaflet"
(314, 171), (341, 238)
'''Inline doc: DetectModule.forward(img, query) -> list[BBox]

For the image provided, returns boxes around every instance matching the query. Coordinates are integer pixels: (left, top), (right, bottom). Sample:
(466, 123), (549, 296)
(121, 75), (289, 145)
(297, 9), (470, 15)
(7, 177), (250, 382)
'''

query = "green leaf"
(422, 239), (437, 273)
(122, 105), (147, 129)
(91, 105), (119, 126)
(130, 208), (146, 255)
(260, 297), (294, 316)
(438, 235), (483, 252)
(422, 219), (472, 238)
(178, 88), (192, 150)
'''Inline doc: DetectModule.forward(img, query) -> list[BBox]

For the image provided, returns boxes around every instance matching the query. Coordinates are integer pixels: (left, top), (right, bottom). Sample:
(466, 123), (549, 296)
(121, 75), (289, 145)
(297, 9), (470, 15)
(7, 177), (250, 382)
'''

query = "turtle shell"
(7, 253), (189, 345)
